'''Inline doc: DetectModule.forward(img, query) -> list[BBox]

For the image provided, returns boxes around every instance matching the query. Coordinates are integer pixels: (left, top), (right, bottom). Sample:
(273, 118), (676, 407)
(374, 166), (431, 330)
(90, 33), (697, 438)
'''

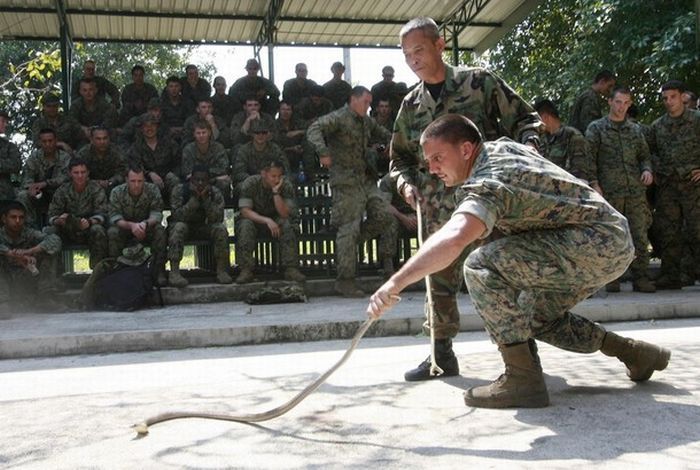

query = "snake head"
(132, 422), (149, 436)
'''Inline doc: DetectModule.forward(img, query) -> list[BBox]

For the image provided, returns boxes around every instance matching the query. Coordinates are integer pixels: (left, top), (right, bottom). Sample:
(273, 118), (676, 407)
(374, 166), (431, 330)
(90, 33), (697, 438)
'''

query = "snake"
(133, 314), (383, 436)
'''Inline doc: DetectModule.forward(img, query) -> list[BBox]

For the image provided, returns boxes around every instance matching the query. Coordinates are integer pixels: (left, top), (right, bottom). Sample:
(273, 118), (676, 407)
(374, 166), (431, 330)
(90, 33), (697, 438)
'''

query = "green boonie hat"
(117, 244), (149, 266)
(139, 113), (160, 126)
(42, 93), (61, 105)
(147, 97), (161, 109)
(249, 119), (269, 133)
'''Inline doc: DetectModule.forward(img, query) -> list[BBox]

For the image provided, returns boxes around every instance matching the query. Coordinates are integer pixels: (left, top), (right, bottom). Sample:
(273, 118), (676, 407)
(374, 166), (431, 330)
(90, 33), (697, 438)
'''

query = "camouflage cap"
(147, 97), (161, 109)
(42, 93), (61, 105)
(117, 244), (149, 266)
(249, 119), (270, 133)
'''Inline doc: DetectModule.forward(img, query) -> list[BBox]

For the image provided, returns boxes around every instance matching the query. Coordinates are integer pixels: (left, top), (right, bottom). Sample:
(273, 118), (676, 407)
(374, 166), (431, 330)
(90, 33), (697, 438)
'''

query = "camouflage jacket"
(109, 182), (163, 224)
(390, 65), (542, 192)
(160, 96), (195, 128)
(0, 136), (21, 198)
(378, 173), (413, 215)
(211, 93), (240, 127)
(0, 226), (61, 255)
(296, 97), (334, 123)
(120, 82), (159, 121)
(307, 105), (391, 184)
(229, 112), (277, 147)
(181, 114), (229, 147)
(274, 117), (308, 149)
(542, 125), (593, 183)
(323, 78), (352, 109)
(68, 97), (118, 129)
(21, 149), (71, 190)
(71, 76), (121, 107)
(181, 141), (229, 178)
(238, 174), (296, 218)
(48, 180), (108, 225)
(232, 141), (289, 185)
(227, 76), (280, 115)
(127, 135), (181, 178)
(648, 108), (700, 179)
(569, 87), (605, 133)
(76, 144), (127, 186)
(586, 117), (651, 197)
(169, 182), (225, 225)
(31, 113), (84, 150)
(282, 78), (318, 107)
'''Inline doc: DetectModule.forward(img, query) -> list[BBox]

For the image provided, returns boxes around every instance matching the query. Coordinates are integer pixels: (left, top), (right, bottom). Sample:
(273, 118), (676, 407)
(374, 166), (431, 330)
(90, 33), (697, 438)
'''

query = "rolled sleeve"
(453, 197), (497, 239)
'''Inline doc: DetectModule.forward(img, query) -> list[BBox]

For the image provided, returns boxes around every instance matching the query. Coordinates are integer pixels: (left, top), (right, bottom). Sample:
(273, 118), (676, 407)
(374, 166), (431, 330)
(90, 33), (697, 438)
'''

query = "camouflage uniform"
(71, 76), (121, 106)
(31, 113), (85, 151)
(68, 97), (118, 130)
(17, 149), (71, 227)
(180, 78), (212, 105)
(378, 173), (416, 262)
(0, 225), (62, 303)
(569, 88), (605, 134)
(647, 108), (700, 282)
(295, 97), (334, 123)
(457, 139), (633, 348)
(107, 182), (166, 269)
(160, 97), (195, 129)
(227, 76), (280, 115)
(0, 135), (21, 200)
(181, 141), (231, 197)
(282, 78), (318, 107)
(181, 114), (230, 148)
(47, 180), (109, 267)
(307, 105), (395, 280)
(127, 135), (182, 197)
(370, 81), (407, 117)
(229, 112), (277, 147)
(586, 116), (653, 281)
(118, 113), (171, 150)
(211, 93), (240, 127)
(390, 64), (542, 339)
(168, 182), (230, 266)
(274, 116), (316, 172)
(232, 141), (289, 193)
(76, 144), (127, 194)
(323, 78), (352, 110)
(541, 125), (594, 183)
(236, 175), (300, 270)
(119, 82), (159, 124)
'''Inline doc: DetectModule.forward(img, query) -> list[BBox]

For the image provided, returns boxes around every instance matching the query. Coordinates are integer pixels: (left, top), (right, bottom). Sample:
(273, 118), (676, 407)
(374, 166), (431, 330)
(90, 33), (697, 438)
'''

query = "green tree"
(481, 0), (699, 122)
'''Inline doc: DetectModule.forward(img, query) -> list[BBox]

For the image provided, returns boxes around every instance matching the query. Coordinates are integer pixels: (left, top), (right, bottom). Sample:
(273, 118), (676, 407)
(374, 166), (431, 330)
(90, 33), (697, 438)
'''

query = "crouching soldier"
(235, 160), (306, 284)
(48, 158), (108, 268)
(0, 201), (62, 309)
(168, 165), (233, 287)
(108, 164), (167, 285)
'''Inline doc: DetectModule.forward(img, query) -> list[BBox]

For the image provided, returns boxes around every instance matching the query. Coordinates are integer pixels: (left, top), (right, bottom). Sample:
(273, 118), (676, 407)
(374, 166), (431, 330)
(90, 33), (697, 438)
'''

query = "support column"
(268, 44), (275, 83)
(343, 47), (352, 84)
(59, 25), (72, 107)
(451, 24), (459, 66)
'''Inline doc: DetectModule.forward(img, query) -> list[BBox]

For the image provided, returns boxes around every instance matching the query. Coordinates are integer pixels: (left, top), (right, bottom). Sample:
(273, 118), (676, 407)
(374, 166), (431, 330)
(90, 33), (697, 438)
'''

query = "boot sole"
(463, 389), (550, 408)
(630, 347), (671, 382)
(404, 369), (459, 382)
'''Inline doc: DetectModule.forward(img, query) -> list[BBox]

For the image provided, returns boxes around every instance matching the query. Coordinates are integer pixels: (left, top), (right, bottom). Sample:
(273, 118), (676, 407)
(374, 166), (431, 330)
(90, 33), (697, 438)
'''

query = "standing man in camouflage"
(48, 158), (108, 268)
(228, 59), (280, 116)
(108, 164), (167, 285)
(586, 87), (655, 293)
(211, 76), (239, 127)
(534, 99), (597, 189)
(569, 70), (616, 134)
(307, 86), (395, 297)
(647, 80), (700, 289)
(168, 165), (233, 287)
(323, 62), (352, 110)
(368, 114), (670, 408)
(235, 160), (306, 284)
(76, 126), (127, 196)
(283, 63), (318, 108)
(390, 17), (543, 381)
(0, 110), (21, 202)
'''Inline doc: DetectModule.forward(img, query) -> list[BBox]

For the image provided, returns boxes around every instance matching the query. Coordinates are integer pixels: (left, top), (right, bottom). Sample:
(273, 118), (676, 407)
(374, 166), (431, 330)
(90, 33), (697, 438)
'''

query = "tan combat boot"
(215, 258), (233, 284)
(168, 261), (189, 288)
(600, 331), (670, 381)
(464, 342), (549, 408)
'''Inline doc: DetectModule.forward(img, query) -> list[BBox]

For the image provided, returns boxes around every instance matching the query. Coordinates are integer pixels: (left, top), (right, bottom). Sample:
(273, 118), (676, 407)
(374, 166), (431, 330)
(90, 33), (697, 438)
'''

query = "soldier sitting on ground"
(76, 126), (127, 196)
(181, 120), (231, 200)
(108, 164), (167, 286)
(235, 159), (306, 284)
(48, 158), (108, 268)
(167, 165), (233, 288)
(0, 201), (62, 310)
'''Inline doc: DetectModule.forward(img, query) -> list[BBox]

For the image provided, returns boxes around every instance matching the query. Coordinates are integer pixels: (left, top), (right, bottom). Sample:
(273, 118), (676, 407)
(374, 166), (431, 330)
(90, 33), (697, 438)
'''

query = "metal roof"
(0, 0), (541, 53)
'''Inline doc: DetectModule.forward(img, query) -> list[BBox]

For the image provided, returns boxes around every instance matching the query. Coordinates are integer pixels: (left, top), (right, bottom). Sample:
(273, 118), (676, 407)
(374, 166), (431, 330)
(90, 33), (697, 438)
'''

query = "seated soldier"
(160, 76), (195, 141)
(180, 64), (212, 105)
(227, 58), (280, 116)
(211, 76), (240, 126)
(231, 119), (289, 199)
(118, 98), (170, 150)
(236, 160), (306, 284)
(48, 158), (108, 268)
(17, 128), (71, 228)
(295, 85), (334, 123)
(167, 165), (233, 287)
(274, 100), (316, 179)
(69, 78), (118, 140)
(119, 64), (159, 125)
(127, 114), (181, 201)
(322, 61), (352, 110)
(0, 201), (62, 310)
(0, 110), (22, 202)
(377, 173), (418, 277)
(71, 59), (121, 107)
(182, 98), (229, 148)
(108, 164), (167, 285)
(181, 120), (231, 199)
(76, 126), (127, 196)
(229, 96), (277, 148)
(31, 93), (85, 153)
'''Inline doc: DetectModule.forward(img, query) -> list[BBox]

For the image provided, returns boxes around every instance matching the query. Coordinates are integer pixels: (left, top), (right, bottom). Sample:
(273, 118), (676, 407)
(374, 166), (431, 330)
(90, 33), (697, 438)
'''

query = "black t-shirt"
(425, 81), (445, 102)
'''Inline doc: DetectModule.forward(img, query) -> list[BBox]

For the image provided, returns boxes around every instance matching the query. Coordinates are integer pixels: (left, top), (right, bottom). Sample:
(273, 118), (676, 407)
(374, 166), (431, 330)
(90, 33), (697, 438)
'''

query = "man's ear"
(460, 140), (475, 161)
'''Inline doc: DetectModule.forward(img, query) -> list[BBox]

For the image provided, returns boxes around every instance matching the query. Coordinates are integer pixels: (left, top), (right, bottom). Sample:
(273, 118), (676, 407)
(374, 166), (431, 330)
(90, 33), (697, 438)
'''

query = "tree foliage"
(480, 0), (699, 123)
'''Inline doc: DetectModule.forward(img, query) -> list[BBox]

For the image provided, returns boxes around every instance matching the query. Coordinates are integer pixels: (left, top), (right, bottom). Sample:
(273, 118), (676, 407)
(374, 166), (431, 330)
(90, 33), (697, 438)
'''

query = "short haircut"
(382, 66), (395, 75)
(190, 164), (210, 176)
(2, 200), (27, 215)
(193, 119), (212, 132)
(661, 80), (686, 93)
(185, 64), (198, 72)
(279, 100), (293, 108)
(420, 114), (483, 147)
(400, 17), (440, 42)
(610, 85), (632, 99)
(38, 127), (57, 138)
(213, 76), (226, 85)
(310, 84), (325, 97)
(244, 95), (261, 104)
(350, 86), (371, 99)
(166, 75), (181, 85)
(79, 77), (96, 87)
(594, 70), (616, 83)
(197, 97), (213, 106)
(262, 159), (286, 172)
(131, 65), (145, 75)
(127, 163), (145, 175)
(68, 158), (88, 171)
(90, 125), (109, 136)
(533, 99), (560, 119)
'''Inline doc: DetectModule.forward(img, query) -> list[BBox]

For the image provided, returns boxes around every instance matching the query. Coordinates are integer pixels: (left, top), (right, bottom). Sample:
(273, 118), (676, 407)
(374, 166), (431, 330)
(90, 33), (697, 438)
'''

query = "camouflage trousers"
(235, 217), (299, 270)
(0, 253), (58, 303)
(654, 174), (700, 281)
(605, 194), (651, 280)
(331, 179), (395, 280)
(464, 224), (634, 350)
(107, 224), (167, 268)
(168, 221), (230, 264)
(53, 223), (108, 269)
(383, 211), (418, 263)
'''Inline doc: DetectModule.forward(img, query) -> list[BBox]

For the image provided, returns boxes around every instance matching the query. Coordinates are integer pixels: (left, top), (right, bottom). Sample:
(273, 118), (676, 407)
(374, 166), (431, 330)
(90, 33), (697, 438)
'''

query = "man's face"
(377, 100), (391, 118)
(382, 70), (394, 83)
(682, 92), (697, 110)
(166, 81), (181, 98)
(0, 116), (7, 135)
(608, 92), (632, 121)
(194, 126), (211, 145)
(190, 170), (210, 193)
(132, 68), (145, 86)
(279, 103), (293, 120)
(402, 30), (445, 83)
(91, 129), (110, 152)
(252, 129), (270, 145)
(422, 137), (472, 187)
(43, 103), (59, 119)
(349, 92), (372, 116)
(245, 100), (261, 115)
(39, 132), (57, 154)
(126, 170), (145, 196)
(295, 64), (308, 79)
(2, 209), (25, 233)
(662, 89), (684, 117)
(246, 63), (260, 78)
(197, 101), (213, 117)
(79, 82), (97, 102)
(214, 78), (226, 95)
(141, 122), (158, 139)
(186, 67), (199, 82)
(261, 166), (283, 188)
(83, 61), (96, 78)
(70, 164), (89, 187)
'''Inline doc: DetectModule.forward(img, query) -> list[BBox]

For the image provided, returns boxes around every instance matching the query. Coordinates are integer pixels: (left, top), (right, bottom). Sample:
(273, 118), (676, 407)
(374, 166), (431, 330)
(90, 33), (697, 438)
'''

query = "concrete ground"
(0, 318), (698, 469)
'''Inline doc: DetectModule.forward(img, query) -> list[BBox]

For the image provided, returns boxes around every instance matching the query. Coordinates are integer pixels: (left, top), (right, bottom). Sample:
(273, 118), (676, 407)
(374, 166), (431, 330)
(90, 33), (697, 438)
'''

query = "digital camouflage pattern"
(227, 76), (280, 116)
(31, 113), (84, 150)
(0, 136), (21, 200)
(76, 144), (127, 188)
(569, 87), (605, 134)
(21, 149), (71, 190)
(232, 141), (289, 189)
(181, 141), (229, 179)
(282, 77), (318, 107)
(389, 64), (543, 339)
(455, 139), (633, 348)
(295, 97), (334, 123)
(181, 114), (230, 147)
(323, 78), (352, 110)
(229, 112), (277, 147)
(127, 134), (181, 195)
(541, 125), (593, 183)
